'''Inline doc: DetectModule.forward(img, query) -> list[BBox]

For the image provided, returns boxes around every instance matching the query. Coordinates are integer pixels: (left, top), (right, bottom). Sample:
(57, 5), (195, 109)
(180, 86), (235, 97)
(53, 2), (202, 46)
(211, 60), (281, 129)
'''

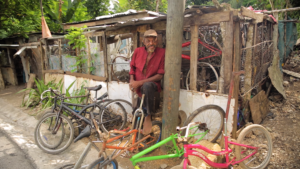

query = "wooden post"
(44, 39), (49, 70)
(252, 23), (258, 86)
(132, 31), (139, 108)
(232, 21), (241, 139)
(86, 36), (92, 74)
(58, 39), (62, 70)
(7, 48), (18, 85)
(0, 68), (5, 89)
(219, 12), (234, 94)
(20, 56), (29, 82)
(243, 23), (254, 123)
(190, 24), (199, 91)
(40, 40), (45, 80)
(162, 0), (184, 151)
(102, 34), (109, 80)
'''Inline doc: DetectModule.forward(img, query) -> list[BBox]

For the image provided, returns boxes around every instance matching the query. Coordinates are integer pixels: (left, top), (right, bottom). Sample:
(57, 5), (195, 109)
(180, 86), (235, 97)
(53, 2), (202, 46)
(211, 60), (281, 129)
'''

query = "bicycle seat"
(84, 85), (102, 91)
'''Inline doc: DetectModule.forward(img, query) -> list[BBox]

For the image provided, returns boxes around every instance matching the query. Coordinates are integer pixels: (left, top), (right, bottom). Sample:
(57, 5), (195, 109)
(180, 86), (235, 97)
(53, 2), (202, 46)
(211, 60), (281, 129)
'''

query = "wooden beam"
(63, 21), (97, 30)
(184, 11), (231, 26)
(263, 7), (300, 14)
(190, 24), (199, 91)
(106, 33), (133, 44)
(219, 12), (234, 94)
(137, 25), (150, 33)
(65, 71), (107, 81)
(43, 69), (64, 74)
(241, 7), (263, 23)
(84, 31), (104, 37)
(162, 0), (184, 151)
(232, 21), (241, 139)
(243, 23), (254, 123)
(151, 21), (167, 30)
(105, 26), (137, 36)
(86, 36), (92, 74)
(102, 34), (109, 79)
(58, 39), (62, 70)
(44, 39), (49, 70)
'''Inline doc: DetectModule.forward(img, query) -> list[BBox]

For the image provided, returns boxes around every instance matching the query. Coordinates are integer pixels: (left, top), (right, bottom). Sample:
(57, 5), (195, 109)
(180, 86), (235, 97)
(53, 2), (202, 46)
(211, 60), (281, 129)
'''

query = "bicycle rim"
(235, 124), (273, 169)
(87, 157), (118, 169)
(99, 100), (129, 135)
(35, 113), (74, 154)
(184, 105), (224, 143)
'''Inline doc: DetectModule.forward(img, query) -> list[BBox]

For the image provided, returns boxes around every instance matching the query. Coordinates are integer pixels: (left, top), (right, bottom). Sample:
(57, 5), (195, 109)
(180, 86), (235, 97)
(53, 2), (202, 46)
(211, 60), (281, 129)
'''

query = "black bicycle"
(34, 85), (131, 154)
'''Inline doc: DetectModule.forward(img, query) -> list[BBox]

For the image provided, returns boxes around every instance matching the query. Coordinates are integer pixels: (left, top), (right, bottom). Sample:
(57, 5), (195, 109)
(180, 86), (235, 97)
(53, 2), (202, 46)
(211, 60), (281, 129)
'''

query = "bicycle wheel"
(87, 157), (118, 169)
(99, 99), (130, 135)
(183, 105), (224, 143)
(235, 124), (272, 169)
(34, 113), (74, 154)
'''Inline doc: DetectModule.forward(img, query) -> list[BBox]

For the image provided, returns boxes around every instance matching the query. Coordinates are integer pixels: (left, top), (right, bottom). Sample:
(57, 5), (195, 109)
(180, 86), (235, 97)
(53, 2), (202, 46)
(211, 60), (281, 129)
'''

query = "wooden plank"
(106, 33), (133, 44)
(63, 21), (97, 30)
(184, 11), (231, 26)
(86, 36), (92, 74)
(241, 7), (263, 23)
(243, 23), (254, 122)
(190, 24), (199, 91)
(44, 39), (49, 70)
(84, 31), (104, 37)
(105, 26), (137, 36)
(65, 71), (107, 81)
(263, 7), (300, 14)
(43, 69), (65, 74)
(137, 25), (150, 33)
(20, 56), (29, 82)
(249, 90), (269, 124)
(58, 39), (62, 70)
(162, 0), (184, 151)
(232, 21), (241, 139)
(95, 13), (149, 26)
(40, 41), (45, 79)
(151, 21), (167, 30)
(219, 12), (234, 94)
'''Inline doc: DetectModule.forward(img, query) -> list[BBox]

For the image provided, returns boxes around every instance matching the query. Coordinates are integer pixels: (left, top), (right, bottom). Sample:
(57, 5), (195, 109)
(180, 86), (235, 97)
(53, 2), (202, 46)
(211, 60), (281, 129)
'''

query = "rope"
(240, 76), (268, 97)
(241, 40), (273, 50)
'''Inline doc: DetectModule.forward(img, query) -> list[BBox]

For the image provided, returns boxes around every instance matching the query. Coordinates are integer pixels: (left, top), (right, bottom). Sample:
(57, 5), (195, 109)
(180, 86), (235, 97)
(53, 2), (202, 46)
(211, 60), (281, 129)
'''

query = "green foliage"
(65, 25), (95, 73)
(115, 0), (168, 13)
(18, 79), (63, 109)
(84, 0), (110, 18)
(65, 80), (88, 105)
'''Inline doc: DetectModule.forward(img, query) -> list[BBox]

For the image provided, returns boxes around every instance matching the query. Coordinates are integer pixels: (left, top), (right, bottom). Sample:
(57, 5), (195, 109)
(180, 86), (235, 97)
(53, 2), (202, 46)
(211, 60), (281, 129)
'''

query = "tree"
(0, 0), (41, 39)
(84, 0), (110, 18)
(116, 0), (168, 13)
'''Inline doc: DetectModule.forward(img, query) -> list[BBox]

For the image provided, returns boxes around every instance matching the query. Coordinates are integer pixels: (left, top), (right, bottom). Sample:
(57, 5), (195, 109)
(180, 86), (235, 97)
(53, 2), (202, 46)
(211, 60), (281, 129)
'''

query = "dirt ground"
(2, 77), (300, 169)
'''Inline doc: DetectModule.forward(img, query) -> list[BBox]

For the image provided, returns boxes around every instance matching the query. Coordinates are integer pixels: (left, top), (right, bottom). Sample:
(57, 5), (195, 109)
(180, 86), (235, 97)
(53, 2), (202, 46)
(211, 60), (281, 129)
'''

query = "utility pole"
(161, 0), (184, 151)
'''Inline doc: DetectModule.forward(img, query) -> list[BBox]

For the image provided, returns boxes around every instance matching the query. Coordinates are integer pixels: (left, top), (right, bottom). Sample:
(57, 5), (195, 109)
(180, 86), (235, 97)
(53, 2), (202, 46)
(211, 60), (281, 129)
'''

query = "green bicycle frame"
(130, 126), (208, 167)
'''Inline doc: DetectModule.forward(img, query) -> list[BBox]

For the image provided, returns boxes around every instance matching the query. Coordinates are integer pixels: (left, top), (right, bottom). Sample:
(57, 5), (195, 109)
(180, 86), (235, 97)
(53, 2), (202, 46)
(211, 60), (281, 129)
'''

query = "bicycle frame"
(130, 125), (208, 167)
(182, 135), (258, 169)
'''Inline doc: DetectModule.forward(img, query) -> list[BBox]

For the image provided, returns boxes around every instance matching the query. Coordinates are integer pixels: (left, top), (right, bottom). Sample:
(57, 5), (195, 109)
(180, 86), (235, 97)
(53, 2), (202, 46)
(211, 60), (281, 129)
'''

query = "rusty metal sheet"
(249, 90), (269, 124)
(268, 51), (287, 99)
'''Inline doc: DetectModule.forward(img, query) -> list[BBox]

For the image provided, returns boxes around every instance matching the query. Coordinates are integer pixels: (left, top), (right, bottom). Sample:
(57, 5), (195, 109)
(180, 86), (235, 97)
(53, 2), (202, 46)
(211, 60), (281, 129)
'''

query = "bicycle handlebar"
(40, 88), (62, 101)
(176, 122), (201, 139)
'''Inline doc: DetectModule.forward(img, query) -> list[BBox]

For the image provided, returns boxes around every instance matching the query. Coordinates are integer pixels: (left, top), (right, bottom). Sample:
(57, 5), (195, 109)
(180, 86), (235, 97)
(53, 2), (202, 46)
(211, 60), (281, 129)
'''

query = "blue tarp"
(278, 17), (298, 70)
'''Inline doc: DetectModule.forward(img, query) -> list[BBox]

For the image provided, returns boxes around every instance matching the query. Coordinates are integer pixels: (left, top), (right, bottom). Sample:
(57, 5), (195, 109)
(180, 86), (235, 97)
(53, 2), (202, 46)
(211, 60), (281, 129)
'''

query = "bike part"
(186, 62), (219, 91)
(235, 124), (272, 169)
(184, 105), (224, 143)
(87, 157), (118, 169)
(145, 121), (162, 147)
(34, 113), (74, 154)
(99, 99), (130, 136)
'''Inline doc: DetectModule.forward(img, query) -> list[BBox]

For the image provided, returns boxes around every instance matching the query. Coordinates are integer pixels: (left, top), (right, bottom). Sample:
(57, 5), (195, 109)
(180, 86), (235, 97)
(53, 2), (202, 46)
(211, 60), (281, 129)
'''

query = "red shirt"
(129, 47), (165, 97)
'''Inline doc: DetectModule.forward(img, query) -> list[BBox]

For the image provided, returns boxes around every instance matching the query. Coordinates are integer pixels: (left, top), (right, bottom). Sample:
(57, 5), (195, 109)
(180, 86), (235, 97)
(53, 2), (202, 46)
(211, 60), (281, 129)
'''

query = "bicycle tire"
(235, 124), (273, 169)
(99, 99), (130, 136)
(87, 157), (118, 169)
(183, 105), (224, 143)
(34, 113), (74, 154)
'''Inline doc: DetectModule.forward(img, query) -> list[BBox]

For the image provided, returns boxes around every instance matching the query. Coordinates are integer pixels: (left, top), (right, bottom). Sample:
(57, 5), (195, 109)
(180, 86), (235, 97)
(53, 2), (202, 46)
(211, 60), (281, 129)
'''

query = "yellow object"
(135, 166), (141, 169)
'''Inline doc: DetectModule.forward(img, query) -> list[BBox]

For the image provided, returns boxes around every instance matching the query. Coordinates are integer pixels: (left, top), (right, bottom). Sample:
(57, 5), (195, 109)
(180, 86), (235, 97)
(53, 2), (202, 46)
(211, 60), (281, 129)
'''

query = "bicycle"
(85, 94), (163, 169)
(171, 71), (273, 169)
(34, 85), (129, 154)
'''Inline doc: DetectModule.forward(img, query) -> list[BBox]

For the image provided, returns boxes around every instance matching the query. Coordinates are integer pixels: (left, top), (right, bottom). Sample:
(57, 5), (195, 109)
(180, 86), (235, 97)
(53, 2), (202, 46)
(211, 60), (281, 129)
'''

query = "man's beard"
(146, 45), (156, 53)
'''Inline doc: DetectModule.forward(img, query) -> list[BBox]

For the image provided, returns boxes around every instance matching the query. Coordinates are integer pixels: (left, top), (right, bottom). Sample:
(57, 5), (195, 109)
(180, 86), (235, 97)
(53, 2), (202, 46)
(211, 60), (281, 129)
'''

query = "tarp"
(278, 17), (298, 70)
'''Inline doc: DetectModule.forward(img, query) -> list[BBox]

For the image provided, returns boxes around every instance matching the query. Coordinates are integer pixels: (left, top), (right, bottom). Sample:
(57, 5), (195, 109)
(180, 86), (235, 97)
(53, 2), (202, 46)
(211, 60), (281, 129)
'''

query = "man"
(129, 29), (165, 135)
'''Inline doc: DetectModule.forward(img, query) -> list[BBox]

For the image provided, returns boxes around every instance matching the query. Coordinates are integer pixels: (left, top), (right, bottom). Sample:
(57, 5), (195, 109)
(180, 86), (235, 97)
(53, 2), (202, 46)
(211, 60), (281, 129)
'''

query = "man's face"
(143, 36), (157, 53)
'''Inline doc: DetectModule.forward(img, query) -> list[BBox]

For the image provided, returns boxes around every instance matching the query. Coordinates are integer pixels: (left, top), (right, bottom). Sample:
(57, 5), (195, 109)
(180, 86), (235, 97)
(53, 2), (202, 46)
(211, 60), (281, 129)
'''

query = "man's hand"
(129, 80), (143, 91)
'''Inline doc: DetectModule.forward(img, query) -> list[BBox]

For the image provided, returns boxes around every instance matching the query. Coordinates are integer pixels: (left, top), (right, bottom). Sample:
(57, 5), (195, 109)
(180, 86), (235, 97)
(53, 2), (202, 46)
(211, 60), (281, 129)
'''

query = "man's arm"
(130, 74), (163, 89)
